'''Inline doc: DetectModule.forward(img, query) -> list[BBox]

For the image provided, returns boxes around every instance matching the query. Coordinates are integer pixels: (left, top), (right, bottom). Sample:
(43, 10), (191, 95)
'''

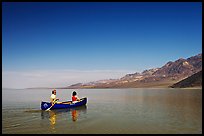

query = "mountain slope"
(170, 70), (202, 88)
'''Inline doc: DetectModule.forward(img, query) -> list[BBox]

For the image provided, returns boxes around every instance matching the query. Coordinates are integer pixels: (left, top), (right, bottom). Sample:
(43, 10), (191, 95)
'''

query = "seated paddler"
(50, 89), (60, 106)
(72, 91), (81, 104)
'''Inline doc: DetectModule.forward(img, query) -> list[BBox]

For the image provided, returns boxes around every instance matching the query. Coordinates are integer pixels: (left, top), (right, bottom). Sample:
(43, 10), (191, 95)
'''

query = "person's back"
(72, 91), (80, 103)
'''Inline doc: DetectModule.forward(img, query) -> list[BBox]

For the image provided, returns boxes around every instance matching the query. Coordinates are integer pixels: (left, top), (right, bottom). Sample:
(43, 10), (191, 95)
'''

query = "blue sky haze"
(2, 2), (202, 88)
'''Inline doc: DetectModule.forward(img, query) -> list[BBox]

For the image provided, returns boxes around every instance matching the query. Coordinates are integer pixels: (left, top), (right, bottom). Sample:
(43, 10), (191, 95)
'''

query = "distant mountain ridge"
(65, 53), (202, 89)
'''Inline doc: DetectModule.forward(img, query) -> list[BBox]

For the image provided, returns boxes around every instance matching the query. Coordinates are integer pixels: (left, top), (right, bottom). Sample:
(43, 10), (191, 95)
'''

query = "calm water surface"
(2, 88), (202, 134)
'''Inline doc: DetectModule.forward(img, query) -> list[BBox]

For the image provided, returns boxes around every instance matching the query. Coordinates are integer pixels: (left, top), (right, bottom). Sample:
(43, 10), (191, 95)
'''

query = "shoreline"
(57, 86), (202, 90)
(4, 86), (202, 90)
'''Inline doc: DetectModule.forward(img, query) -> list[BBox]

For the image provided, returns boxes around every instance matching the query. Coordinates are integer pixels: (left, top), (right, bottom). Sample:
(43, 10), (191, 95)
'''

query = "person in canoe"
(50, 89), (59, 106)
(72, 91), (81, 103)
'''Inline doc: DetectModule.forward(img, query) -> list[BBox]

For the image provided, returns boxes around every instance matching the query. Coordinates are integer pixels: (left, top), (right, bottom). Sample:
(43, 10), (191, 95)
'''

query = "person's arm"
(76, 96), (80, 101)
(54, 95), (59, 103)
(50, 97), (54, 106)
(53, 94), (59, 101)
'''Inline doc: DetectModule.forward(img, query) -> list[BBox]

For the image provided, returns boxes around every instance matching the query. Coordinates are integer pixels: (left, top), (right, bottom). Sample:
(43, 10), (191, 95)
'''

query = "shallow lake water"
(2, 88), (202, 134)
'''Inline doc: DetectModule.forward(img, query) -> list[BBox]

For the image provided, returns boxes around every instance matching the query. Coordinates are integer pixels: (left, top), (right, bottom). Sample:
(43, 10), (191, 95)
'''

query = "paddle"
(46, 99), (58, 111)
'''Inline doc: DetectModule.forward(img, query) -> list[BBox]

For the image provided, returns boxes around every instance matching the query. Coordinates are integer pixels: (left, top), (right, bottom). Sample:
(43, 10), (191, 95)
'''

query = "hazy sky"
(2, 2), (202, 89)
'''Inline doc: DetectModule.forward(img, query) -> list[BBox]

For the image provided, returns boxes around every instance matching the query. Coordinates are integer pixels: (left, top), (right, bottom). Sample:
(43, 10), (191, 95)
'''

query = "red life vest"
(72, 96), (77, 101)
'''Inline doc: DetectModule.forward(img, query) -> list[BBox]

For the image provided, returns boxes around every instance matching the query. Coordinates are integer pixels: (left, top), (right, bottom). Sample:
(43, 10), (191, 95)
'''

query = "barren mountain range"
(65, 53), (202, 89)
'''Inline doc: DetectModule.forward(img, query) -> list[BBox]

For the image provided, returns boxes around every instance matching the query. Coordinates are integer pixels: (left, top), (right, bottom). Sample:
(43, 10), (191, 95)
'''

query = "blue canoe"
(41, 97), (87, 110)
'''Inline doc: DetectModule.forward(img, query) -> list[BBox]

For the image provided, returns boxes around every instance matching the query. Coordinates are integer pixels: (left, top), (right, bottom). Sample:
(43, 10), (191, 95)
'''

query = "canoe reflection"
(41, 105), (87, 127)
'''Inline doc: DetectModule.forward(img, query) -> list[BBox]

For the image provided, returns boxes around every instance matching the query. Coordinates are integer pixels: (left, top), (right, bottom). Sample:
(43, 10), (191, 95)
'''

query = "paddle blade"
(45, 107), (51, 111)
(45, 105), (53, 111)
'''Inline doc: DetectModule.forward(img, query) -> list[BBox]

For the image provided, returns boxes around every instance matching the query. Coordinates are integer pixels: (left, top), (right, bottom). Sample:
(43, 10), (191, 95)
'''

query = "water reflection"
(41, 105), (87, 129)
(49, 110), (57, 130)
(71, 109), (78, 122)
